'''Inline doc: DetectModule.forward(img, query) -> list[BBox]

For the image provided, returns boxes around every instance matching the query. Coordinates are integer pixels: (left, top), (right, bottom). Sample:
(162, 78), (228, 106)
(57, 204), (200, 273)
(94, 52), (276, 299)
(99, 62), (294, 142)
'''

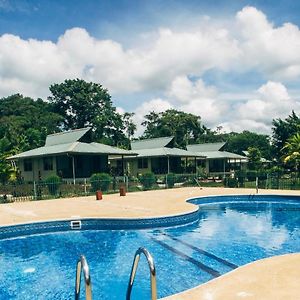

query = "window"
(43, 157), (53, 171)
(138, 158), (148, 169)
(24, 159), (32, 172)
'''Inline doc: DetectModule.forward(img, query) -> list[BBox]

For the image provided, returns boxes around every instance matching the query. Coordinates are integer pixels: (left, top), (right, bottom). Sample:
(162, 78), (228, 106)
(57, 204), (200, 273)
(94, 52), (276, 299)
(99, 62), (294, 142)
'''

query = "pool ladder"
(75, 255), (92, 300)
(74, 247), (157, 300)
(126, 247), (157, 300)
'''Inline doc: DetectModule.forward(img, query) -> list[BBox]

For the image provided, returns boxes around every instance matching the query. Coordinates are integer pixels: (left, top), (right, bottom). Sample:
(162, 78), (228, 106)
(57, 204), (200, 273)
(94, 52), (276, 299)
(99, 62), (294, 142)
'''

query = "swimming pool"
(0, 194), (299, 299)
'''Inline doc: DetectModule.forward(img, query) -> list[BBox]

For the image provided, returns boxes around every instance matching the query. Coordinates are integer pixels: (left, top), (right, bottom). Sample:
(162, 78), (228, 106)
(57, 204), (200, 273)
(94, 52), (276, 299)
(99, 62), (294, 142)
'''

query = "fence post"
(33, 181), (37, 200)
(255, 177), (258, 194)
(84, 178), (87, 195)
(126, 175), (129, 191)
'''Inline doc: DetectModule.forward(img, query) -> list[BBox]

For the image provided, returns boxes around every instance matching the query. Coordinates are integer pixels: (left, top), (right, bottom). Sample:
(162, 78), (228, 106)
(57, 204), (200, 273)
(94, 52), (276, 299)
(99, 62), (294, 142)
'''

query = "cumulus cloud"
(133, 98), (173, 136)
(0, 5), (300, 134)
(237, 6), (300, 79)
(219, 81), (300, 133)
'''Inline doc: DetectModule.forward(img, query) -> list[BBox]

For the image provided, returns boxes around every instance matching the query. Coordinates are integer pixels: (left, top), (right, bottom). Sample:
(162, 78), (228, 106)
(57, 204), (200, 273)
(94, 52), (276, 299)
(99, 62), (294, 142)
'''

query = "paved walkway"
(0, 187), (299, 299)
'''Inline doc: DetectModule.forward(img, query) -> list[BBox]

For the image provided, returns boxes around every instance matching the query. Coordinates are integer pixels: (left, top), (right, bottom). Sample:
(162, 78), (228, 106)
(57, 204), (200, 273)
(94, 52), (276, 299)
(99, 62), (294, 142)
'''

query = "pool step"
(152, 238), (221, 278)
(151, 233), (238, 279)
(163, 233), (238, 270)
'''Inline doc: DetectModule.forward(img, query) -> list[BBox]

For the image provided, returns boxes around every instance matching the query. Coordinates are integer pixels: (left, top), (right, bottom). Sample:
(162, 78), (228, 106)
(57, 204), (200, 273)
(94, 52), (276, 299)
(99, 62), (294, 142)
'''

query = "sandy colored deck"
(0, 187), (299, 299)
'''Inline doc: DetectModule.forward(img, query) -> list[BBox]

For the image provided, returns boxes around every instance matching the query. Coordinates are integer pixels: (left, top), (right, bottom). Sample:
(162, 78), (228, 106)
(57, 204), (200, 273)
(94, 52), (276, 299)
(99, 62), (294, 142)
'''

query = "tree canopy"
(141, 109), (205, 148)
(48, 79), (132, 147)
(247, 147), (262, 170)
(0, 94), (62, 153)
(225, 130), (272, 159)
(272, 111), (300, 160)
(282, 133), (300, 171)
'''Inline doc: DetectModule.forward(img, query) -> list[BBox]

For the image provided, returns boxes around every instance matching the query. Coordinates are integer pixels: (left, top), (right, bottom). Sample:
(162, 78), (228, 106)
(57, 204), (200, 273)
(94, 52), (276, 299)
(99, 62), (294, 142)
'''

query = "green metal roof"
(126, 147), (205, 159)
(187, 142), (226, 152)
(195, 150), (247, 160)
(131, 136), (174, 150)
(8, 141), (136, 160)
(8, 127), (137, 160)
(45, 127), (91, 146)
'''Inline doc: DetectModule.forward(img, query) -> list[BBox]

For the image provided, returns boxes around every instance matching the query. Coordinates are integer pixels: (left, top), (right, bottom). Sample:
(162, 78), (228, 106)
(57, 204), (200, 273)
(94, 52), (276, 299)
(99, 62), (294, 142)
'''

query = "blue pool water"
(0, 195), (300, 299)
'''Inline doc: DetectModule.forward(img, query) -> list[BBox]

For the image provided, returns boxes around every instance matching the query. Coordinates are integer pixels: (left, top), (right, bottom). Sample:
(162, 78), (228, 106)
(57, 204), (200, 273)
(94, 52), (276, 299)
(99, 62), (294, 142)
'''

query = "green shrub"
(45, 175), (61, 196)
(90, 173), (112, 192)
(139, 172), (156, 190)
(224, 177), (238, 188)
(166, 173), (175, 188)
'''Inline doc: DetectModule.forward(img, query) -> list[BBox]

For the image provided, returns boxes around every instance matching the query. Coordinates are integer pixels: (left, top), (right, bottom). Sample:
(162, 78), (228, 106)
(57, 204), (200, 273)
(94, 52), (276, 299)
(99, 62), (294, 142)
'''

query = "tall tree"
(0, 94), (62, 152)
(48, 79), (128, 146)
(282, 133), (300, 171)
(122, 112), (137, 140)
(225, 130), (272, 158)
(141, 109), (204, 148)
(272, 111), (300, 160)
(247, 147), (262, 170)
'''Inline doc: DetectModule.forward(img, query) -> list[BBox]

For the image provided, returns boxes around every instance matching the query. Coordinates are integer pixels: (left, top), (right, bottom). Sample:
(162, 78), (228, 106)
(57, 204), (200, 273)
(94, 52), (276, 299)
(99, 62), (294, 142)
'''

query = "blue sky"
(0, 0), (300, 134)
(1, 0), (300, 42)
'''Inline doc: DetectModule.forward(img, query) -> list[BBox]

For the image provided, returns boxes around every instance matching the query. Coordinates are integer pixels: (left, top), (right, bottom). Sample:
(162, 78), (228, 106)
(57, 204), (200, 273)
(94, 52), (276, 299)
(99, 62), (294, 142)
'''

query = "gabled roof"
(126, 147), (205, 159)
(8, 127), (136, 160)
(199, 151), (247, 160)
(187, 142), (247, 160)
(187, 142), (226, 152)
(8, 142), (136, 160)
(45, 127), (91, 146)
(131, 136), (174, 150)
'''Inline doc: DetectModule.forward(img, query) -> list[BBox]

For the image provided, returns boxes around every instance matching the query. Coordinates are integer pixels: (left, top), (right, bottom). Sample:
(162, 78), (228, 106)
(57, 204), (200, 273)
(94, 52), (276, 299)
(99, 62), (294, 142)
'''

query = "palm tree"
(282, 133), (300, 171)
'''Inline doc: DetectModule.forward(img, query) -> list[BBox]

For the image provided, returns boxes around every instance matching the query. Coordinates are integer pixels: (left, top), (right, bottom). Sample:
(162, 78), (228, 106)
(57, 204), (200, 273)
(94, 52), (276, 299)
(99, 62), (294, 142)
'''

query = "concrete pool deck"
(0, 187), (299, 299)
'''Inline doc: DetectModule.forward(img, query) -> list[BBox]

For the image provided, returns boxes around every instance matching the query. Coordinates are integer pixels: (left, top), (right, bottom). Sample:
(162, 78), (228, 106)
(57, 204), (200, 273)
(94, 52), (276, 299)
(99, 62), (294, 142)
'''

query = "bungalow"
(119, 136), (205, 176)
(187, 142), (247, 175)
(8, 127), (136, 182)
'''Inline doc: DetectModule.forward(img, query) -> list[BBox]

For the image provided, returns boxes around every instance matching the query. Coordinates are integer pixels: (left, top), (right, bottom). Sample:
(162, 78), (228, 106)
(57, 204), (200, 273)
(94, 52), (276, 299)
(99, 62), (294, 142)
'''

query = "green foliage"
(166, 173), (175, 188)
(141, 109), (205, 148)
(123, 112), (137, 140)
(139, 172), (156, 190)
(282, 133), (300, 171)
(0, 94), (62, 156)
(45, 175), (61, 196)
(247, 147), (262, 170)
(224, 177), (238, 188)
(48, 79), (130, 147)
(225, 130), (271, 158)
(90, 173), (112, 192)
(272, 111), (300, 160)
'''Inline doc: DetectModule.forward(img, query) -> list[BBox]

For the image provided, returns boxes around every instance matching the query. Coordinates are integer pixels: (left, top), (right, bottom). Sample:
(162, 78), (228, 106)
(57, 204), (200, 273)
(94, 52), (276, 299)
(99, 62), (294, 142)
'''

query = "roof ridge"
(68, 141), (80, 152)
(132, 136), (174, 143)
(47, 127), (91, 137)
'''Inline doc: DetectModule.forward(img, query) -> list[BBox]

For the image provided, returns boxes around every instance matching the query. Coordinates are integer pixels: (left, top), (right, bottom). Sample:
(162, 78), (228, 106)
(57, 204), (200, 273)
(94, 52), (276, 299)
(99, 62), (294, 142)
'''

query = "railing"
(126, 247), (157, 300)
(75, 255), (92, 300)
(0, 172), (299, 203)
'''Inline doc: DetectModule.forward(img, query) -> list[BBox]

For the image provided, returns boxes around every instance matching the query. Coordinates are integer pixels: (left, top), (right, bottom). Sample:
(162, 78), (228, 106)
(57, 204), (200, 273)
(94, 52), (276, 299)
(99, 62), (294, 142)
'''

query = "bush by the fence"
(45, 175), (61, 196)
(90, 173), (112, 192)
(139, 172), (156, 190)
(224, 177), (238, 188)
(166, 173), (175, 188)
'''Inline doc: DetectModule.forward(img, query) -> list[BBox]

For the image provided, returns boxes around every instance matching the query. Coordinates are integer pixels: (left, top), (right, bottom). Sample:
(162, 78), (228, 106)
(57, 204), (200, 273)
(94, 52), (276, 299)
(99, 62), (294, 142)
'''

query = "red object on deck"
(119, 186), (126, 196)
(96, 190), (102, 200)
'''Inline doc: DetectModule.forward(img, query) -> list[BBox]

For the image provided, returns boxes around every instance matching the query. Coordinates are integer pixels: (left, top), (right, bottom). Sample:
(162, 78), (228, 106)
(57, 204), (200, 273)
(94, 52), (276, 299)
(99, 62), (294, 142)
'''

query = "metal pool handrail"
(126, 247), (157, 300)
(75, 255), (92, 300)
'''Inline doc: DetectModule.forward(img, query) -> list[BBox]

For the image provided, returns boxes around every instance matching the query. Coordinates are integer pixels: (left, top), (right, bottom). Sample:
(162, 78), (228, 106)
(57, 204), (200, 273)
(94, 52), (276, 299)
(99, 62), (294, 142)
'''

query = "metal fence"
(0, 172), (299, 203)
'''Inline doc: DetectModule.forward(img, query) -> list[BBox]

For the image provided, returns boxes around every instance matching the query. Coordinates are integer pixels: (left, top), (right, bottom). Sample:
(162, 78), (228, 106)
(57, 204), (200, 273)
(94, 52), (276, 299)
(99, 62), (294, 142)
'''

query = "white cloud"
(167, 76), (226, 125)
(237, 6), (300, 79)
(220, 81), (300, 133)
(133, 98), (173, 136)
(0, 6), (300, 135)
